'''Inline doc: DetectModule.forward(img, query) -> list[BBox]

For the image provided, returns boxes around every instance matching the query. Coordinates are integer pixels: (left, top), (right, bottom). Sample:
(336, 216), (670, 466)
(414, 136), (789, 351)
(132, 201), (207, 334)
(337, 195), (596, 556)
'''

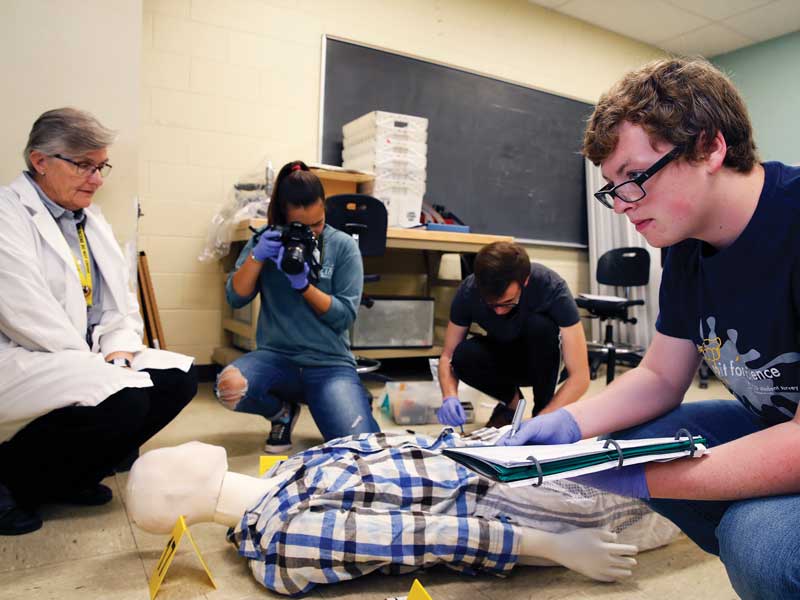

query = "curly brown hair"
(583, 57), (758, 172)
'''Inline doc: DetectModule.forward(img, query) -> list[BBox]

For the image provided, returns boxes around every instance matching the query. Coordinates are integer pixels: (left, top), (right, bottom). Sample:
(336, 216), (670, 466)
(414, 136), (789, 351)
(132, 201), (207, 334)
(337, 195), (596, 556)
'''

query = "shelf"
(212, 345), (442, 366)
(309, 166), (375, 183)
(355, 346), (443, 359)
(232, 219), (512, 252)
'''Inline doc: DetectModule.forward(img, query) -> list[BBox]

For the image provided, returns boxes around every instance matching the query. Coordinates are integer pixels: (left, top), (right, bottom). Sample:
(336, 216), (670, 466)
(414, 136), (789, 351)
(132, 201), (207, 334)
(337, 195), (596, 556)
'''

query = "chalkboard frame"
(319, 36), (592, 248)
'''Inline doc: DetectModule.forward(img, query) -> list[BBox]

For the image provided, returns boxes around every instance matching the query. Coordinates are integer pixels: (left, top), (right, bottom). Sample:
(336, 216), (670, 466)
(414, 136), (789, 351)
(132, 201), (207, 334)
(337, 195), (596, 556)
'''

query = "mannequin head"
(126, 441), (227, 534)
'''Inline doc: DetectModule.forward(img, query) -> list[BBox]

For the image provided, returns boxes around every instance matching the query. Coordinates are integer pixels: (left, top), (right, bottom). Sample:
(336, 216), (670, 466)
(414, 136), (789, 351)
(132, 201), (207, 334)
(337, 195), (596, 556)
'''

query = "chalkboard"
(321, 38), (593, 247)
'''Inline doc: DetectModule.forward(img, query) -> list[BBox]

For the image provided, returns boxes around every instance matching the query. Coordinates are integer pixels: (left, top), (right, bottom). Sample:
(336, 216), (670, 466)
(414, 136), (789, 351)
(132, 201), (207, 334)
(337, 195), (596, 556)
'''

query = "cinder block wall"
(139, 0), (663, 363)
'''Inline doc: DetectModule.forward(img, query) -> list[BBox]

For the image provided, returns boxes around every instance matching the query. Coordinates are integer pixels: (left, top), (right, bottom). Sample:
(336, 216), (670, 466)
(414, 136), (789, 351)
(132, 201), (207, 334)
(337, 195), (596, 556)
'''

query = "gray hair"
(23, 107), (116, 171)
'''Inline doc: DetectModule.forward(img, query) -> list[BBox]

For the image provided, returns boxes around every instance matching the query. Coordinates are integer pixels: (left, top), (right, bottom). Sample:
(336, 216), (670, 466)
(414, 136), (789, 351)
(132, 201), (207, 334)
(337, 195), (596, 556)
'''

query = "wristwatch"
(109, 357), (132, 368)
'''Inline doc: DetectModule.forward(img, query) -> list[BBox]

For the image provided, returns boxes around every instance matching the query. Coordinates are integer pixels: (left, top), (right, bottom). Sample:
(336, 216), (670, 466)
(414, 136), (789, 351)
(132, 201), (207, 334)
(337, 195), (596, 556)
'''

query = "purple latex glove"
(437, 396), (466, 426)
(496, 408), (581, 446)
(570, 464), (650, 499)
(273, 246), (310, 290)
(252, 230), (282, 262)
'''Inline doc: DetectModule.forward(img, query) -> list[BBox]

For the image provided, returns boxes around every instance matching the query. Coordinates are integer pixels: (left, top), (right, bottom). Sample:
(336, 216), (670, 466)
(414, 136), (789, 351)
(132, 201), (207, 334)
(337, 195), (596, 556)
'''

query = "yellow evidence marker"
(259, 455), (288, 476)
(408, 579), (433, 600)
(148, 515), (216, 599)
(385, 578), (433, 600)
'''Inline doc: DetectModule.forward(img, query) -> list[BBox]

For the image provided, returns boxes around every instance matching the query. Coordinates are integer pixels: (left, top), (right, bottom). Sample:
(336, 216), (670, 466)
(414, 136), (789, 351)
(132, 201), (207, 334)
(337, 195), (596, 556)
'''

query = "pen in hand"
(510, 398), (527, 438)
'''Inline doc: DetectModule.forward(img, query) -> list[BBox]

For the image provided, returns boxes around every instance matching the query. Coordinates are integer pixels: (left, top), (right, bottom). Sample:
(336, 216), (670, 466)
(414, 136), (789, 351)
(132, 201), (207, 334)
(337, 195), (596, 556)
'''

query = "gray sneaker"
(265, 402), (300, 453)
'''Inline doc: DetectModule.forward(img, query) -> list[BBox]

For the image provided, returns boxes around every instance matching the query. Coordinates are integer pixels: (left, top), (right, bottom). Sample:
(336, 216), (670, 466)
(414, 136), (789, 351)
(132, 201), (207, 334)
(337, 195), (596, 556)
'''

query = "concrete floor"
(0, 368), (739, 600)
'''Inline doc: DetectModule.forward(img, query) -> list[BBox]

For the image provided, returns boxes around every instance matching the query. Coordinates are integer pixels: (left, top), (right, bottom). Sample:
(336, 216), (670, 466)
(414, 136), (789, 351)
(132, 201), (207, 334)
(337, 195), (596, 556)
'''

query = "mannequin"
(127, 437), (679, 595)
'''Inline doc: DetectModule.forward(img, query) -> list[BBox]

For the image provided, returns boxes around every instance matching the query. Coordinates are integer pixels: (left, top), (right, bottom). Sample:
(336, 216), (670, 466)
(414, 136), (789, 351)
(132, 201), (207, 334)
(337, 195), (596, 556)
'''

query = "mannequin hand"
(547, 528), (638, 582)
(570, 464), (650, 499)
(496, 408), (581, 446)
(273, 247), (310, 290)
(437, 396), (466, 426)
(252, 230), (282, 262)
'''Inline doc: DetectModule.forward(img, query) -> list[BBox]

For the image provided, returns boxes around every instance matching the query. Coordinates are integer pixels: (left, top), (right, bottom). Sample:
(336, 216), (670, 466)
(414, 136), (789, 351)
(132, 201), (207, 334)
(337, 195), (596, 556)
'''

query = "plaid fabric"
(227, 430), (518, 596)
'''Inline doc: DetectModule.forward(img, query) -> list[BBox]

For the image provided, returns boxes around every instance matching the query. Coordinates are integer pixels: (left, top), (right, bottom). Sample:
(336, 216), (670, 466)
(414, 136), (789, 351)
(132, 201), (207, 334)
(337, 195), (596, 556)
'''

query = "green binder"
(442, 431), (706, 487)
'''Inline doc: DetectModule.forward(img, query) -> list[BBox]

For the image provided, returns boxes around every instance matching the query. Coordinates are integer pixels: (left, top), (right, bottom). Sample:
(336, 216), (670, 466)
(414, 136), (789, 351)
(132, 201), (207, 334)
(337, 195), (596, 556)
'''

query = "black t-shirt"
(657, 162), (800, 425)
(450, 262), (580, 343)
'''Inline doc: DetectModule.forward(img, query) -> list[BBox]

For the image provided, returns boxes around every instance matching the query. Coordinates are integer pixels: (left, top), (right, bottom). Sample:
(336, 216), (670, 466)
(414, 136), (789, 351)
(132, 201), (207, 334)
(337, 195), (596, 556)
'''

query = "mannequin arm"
(516, 526), (638, 582)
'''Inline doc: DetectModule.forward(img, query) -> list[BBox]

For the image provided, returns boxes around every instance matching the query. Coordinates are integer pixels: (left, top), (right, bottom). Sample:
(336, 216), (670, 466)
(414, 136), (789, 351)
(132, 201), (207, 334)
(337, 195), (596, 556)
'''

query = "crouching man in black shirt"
(437, 241), (590, 428)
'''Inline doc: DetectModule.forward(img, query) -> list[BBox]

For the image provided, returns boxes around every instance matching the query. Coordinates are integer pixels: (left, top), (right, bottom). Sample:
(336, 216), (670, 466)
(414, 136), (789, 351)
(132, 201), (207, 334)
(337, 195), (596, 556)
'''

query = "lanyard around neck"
(72, 223), (93, 307)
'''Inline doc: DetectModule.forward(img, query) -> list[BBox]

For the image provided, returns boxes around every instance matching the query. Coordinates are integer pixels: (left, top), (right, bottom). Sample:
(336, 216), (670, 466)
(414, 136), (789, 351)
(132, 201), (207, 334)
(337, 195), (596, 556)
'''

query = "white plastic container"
(345, 124), (428, 147)
(362, 175), (426, 228)
(343, 111), (428, 140)
(362, 177), (426, 199)
(370, 165), (427, 184)
(386, 381), (440, 425)
(385, 381), (475, 425)
(343, 151), (427, 173)
(342, 137), (427, 165)
(382, 191), (424, 228)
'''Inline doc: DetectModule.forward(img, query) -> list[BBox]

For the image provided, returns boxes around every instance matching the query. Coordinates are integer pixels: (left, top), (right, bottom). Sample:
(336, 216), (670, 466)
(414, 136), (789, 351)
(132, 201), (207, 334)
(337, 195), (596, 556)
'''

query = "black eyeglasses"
(484, 299), (519, 310)
(52, 154), (113, 178)
(594, 146), (682, 208)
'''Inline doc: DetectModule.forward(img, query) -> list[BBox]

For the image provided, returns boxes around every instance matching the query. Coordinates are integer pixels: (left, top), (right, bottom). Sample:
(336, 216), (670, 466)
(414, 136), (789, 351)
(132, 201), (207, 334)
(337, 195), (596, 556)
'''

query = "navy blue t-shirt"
(450, 262), (580, 343)
(657, 162), (800, 425)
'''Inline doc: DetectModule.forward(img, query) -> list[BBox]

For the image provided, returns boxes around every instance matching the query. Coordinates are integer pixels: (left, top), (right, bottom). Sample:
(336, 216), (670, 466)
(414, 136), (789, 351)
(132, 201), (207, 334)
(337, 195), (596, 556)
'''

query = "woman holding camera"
(217, 161), (380, 452)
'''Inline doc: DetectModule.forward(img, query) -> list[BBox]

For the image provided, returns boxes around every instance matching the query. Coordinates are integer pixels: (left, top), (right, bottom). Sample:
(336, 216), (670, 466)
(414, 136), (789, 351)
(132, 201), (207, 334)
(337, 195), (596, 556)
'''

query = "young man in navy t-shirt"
(437, 241), (589, 428)
(500, 57), (800, 599)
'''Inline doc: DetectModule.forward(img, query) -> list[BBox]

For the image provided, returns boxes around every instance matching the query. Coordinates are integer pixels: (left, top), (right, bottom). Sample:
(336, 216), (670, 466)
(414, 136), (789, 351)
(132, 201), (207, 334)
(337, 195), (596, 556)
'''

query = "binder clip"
(525, 455), (544, 487)
(602, 438), (625, 469)
(673, 428), (697, 457)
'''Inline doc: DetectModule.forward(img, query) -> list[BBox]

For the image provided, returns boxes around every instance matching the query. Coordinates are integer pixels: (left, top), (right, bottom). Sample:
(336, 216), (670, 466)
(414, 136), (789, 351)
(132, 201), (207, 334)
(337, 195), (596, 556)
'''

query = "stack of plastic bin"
(341, 111), (428, 227)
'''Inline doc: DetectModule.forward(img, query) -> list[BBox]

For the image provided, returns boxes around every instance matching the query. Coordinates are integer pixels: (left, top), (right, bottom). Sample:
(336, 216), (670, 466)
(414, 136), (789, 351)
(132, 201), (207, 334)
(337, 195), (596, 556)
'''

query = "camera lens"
(281, 244), (305, 274)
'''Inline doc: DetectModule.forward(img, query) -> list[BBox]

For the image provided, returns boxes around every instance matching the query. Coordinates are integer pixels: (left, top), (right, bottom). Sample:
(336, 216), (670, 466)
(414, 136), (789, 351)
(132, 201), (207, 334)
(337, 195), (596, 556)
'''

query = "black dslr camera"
(251, 222), (321, 282)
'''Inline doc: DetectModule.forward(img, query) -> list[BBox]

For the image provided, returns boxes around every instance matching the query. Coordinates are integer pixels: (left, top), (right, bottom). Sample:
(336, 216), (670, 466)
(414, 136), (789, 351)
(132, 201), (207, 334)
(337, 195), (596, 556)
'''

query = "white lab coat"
(0, 173), (193, 442)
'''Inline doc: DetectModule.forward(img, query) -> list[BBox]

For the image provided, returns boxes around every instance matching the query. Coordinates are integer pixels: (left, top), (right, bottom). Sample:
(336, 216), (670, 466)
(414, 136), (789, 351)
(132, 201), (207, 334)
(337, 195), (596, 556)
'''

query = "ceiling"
(527, 0), (800, 57)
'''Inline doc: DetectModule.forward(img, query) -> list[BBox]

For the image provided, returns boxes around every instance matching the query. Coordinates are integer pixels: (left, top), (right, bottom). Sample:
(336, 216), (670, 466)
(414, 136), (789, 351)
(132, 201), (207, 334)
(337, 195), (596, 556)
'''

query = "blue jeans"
(218, 350), (380, 441)
(614, 400), (800, 599)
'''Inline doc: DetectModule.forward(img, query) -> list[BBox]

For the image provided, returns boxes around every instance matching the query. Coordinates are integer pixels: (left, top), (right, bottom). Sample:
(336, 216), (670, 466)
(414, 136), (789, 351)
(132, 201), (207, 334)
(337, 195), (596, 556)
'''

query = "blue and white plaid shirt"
(227, 430), (518, 596)
(227, 428), (673, 596)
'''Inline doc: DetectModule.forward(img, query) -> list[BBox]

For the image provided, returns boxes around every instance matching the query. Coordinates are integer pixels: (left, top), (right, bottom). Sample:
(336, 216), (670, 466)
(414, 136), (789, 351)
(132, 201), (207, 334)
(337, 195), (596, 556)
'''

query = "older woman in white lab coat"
(0, 108), (196, 536)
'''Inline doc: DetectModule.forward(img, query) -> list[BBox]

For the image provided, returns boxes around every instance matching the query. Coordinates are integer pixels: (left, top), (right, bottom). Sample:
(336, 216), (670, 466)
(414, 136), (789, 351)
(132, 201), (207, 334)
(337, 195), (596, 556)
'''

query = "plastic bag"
(198, 160), (275, 262)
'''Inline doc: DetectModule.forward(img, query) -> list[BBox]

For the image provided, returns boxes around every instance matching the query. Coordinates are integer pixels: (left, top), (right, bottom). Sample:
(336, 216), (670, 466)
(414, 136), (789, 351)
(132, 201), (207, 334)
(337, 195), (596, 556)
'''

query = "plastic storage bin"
(362, 177), (425, 199)
(382, 190), (424, 228)
(350, 296), (434, 349)
(387, 382), (439, 425)
(342, 138), (428, 163)
(343, 111), (428, 140)
(343, 148), (427, 172)
(360, 168), (427, 186)
(385, 381), (475, 425)
(345, 123), (428, 147)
